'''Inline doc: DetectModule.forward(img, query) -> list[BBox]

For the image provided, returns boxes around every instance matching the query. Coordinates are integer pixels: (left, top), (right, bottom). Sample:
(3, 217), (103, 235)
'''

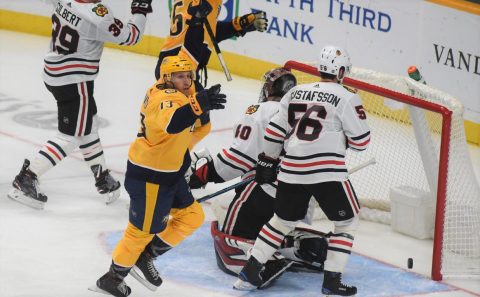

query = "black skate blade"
(7, 189), (45, 210)
(129, 267), (159, 292)
(88, 284), (111, 295)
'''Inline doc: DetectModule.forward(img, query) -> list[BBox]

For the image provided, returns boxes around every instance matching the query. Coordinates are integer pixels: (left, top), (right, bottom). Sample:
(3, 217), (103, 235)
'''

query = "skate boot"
(94, 268), (131, 297)
(7, 159), (47, 209)
(233, 256), (264, 290)
(130, 251), (163, 291)
(321, 271), (357, 296)
(259, 258), (293, 289)
(91, 164), (121, 204)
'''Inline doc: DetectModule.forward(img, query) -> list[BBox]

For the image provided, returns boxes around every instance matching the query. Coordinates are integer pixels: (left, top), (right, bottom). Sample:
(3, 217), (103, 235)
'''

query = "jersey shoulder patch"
(343, 85), (358, 93)
(92, 3), (109, 17)
(245, 104), (260, 115)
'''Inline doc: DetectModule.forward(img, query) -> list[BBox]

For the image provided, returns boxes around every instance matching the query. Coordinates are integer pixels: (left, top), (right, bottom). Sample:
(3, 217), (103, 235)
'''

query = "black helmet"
(259, 68), (296, 103)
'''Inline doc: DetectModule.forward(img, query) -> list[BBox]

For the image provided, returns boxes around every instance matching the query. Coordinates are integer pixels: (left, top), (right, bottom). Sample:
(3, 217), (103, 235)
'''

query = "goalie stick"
(204, 18), (233, 81)
(197, 157), (377, 203)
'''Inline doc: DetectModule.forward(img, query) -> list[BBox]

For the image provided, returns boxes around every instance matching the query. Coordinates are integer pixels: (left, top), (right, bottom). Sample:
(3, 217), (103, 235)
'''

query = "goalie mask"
(317, 45), (352, 82)
(259, 67), (297, 103)
(159, 54), (196, 86)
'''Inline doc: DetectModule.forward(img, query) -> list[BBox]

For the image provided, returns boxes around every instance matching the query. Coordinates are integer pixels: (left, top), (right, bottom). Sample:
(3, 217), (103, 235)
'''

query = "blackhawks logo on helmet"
(245, 104), (259, 115)
(92, 4), (109, 17)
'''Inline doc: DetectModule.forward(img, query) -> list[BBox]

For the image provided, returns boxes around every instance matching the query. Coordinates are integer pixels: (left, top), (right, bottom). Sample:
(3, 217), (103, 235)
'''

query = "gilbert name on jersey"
(44, 0), (147, 86)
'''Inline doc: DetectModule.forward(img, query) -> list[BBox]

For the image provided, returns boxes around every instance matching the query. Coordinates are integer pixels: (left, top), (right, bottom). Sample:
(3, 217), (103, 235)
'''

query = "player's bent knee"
(55, 131), (82, 147)
(160, 201), (204, 246)
(172, 200), (205, 231)
(333, 216), (359, 234)
(270, 214), (297, 235)
(185, 200), (205, 230)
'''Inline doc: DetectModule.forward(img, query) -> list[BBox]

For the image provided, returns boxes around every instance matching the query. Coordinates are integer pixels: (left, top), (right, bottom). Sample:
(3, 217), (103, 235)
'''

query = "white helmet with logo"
(317, 45), (352, 82)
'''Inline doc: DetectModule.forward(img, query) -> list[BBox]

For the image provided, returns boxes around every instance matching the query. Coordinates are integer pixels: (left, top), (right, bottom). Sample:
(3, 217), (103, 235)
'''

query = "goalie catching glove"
(131, 0), (153, 15)
(188, 149), (225, 189)
(255, 153), (279, 184)
(232, 11), (268, 35)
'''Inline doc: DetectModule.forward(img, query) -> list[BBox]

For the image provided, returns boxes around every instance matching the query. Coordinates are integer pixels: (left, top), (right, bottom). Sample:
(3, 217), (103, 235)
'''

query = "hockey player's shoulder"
(342, 85), (358, 94)
(74, 1), (113, 22)
(245, 104), (260, 115)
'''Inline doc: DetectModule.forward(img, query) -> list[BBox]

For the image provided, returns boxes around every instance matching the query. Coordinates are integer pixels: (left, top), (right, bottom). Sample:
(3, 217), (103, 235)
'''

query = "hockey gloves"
(232, 11), (268, 35)
(131, 0), (153, 16)
(189, 161), (212, 189)
(255, 153), (280, 184)
(187, 0), (213, 26)
(195, 84), (227, 112)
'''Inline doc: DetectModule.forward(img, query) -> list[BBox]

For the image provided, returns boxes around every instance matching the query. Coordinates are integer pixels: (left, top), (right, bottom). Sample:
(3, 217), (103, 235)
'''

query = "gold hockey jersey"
(126, 82), (210, 185)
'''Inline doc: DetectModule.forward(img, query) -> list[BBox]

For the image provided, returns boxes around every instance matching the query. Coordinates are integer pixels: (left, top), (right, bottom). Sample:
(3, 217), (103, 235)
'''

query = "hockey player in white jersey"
(234, 46), (371, 296)
(188, 68), (329, 286)
(8, 0), (153, 209)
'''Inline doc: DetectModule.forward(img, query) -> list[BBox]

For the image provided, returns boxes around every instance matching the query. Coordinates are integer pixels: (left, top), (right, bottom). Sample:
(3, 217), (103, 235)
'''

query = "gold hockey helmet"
(159, 54), (196, 84)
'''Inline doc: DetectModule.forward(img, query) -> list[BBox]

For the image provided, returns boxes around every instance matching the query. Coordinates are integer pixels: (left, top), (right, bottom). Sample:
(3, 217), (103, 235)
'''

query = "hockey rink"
(1, 30), (479, 297)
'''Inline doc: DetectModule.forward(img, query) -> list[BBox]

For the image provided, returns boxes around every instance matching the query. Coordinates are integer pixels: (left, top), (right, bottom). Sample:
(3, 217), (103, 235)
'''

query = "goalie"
(188, 68), (329, 286)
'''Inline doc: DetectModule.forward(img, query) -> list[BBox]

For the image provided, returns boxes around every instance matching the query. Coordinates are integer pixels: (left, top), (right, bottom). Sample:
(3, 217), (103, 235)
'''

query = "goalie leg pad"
(280, 227), (329, 272)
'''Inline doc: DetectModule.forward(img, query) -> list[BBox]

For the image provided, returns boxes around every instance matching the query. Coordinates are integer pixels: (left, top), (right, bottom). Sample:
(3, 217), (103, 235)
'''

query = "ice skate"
(91, 164), (121, 204)
(129, 251), (162, 291)
(233, 256), (264, 290)
(7, 159), (47, 210)
(259, 258), (293, 289)
(89, 269), (131, 297)
(321, 271), (357, 296)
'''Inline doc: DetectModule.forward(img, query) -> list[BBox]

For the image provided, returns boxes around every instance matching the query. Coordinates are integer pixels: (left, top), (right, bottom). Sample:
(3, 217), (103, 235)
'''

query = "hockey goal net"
(283, 61), (480, 280)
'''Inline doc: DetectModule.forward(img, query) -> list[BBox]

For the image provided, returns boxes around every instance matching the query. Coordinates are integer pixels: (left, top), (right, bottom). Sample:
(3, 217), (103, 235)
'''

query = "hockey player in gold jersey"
(92, 55), (227, 297)
(155, 0), (268, 87)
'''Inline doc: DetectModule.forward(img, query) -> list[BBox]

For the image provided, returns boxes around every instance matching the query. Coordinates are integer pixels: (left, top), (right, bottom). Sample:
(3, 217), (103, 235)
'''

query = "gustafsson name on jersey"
(55, 3), (82, 26)
(290, 89), (340, 107)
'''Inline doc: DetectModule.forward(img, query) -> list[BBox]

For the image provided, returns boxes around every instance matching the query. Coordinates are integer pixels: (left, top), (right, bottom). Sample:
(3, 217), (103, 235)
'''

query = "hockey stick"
(204, 18), (233, 81)
(197, 157), (376, 203)
(197, 176), (254, 203)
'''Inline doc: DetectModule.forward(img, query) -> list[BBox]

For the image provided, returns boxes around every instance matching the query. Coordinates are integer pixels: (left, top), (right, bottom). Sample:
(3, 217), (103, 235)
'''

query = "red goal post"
(284, 60), (480, 281)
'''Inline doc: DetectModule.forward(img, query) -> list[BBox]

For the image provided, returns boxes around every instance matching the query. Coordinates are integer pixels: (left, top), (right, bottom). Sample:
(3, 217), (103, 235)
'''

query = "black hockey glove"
(131, 0), (153, 16)
(195, 84), (227, 112)
(232, 11), (268, 34)
(255, 153), (279, 184)
(187, 0), (213, 26)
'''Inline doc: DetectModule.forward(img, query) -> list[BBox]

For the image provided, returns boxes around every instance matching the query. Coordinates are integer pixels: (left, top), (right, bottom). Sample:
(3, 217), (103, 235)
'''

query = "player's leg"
(96, 177), (175, 294)
(222, 182), (274, 239)
(131, 178), (204, 291)
(309, 180), (360, 296)
(75, 81), (121, 203)
(8, 82), (86, 209)
(96, 222), (153, 297)
(234, 181), (310, 290)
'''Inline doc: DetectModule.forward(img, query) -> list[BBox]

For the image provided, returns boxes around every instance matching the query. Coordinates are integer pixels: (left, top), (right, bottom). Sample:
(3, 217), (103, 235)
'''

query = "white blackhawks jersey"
(43, 0), (147, 86)
(213, 100), (280, 197)
(264, 82), (371, 184)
